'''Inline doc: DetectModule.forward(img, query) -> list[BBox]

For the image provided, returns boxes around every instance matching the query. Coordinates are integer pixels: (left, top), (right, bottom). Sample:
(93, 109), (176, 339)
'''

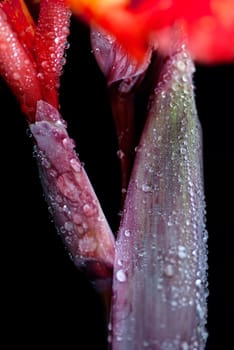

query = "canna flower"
(0, 0), (233, 349)
(68, 0), (234, 63)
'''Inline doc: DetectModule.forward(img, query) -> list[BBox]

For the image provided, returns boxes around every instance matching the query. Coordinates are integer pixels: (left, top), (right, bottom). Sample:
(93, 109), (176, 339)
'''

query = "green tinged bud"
(111, 44), (208, 350)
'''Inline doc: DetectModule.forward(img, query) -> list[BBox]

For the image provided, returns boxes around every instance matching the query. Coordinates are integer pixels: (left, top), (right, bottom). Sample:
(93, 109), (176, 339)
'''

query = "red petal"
(133, 0), (234, 62)
(145, 0), (234, 63)
(68, 0), (150, 60)
(185, 1), (234, 63)
(34, 0), (71, 108)
(0, 0), (36, 60)
(0, 8), (41, 121)
(68, 0), (234, 63)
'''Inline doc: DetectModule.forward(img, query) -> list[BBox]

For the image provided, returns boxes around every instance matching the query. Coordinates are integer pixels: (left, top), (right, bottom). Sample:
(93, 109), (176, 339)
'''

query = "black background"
(2, 17), (234, 349)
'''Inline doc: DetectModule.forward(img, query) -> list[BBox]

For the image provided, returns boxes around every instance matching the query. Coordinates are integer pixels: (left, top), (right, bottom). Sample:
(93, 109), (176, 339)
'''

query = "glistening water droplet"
(116, 269), (127, 282)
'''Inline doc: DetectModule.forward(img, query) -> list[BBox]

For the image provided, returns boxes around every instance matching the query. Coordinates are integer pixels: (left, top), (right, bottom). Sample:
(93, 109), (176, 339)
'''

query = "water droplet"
(72, 213), (82, 224)
(164, 264), (174, 277)
(107, 335), (112, 343)
(83, 203), (97, 217)
(12, 72), (21, 80)
(176, 60), (186, 72)
(124, 229), (131, 237)
(182, 74), (188, 82)
(56, 174), (78, 201)
(64, 221), (73, 231)
(65, 41), (70, 50)
(141, 184), (152, 192)
(79, 235), (97, 253)
(62, 204), (70, 214)
(143, 340), (150, 347)
(70, 158), (81, 172)
(65, 235), (73, 245)
(55, 194), (62, 203)
(54, 37), (60, 45)
(41, 60), (49, 69)
(157, 283), (163, 290)
(171, 300), (177, 307)
(116, 269), (127, 282)
(181, 341), (189, 350)
(178, 245), (187, 259)
(117, 259), (123, 266)
(60, 57), (66, 67)
(62, 137), (70, 149)
(55, 119), (65, 128)
(41, 156), (51, 169)
(62, 25), (69, 34)
(116, 336), (123, 342)
(76, 222), (88, 235)
(117, 149), (125, 159)
(195, 279), (202, 288)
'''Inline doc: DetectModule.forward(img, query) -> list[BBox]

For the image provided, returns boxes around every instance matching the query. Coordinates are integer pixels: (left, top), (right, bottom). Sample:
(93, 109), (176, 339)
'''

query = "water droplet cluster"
(111, 42), (208, 349)
(0, 8), (41, 119)
(34, 0), (71, 104)
(30, 101), (115, 272)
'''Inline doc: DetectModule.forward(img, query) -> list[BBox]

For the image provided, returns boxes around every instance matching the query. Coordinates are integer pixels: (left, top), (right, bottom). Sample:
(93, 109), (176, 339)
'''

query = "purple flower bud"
(30, 100), (115, 280)
(111, 43), (208, 349)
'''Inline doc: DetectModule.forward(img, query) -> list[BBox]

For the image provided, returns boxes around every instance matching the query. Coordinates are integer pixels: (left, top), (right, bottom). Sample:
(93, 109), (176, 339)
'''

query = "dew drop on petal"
(79, 235), (97, 253)
(70, 158), (81, 172)
(142, 340), (150, 348)
(117, 259), (123, 266)
(195, 279), (202, 288)
(164, 264), (174, 277)
(178, 245), (187, 259)
(107, 335), (112, 343)
(176, 60), (186, 72)
(124, 229), (131, 237)
(72, 213), (82, 224)
(116, 269), (127, 282)
(181, 341), (189, 350)
(12, 72), (21, 80)
(116, 336), (123, 342)
(141, 184), (152, 192)
(117, 149), (125, 159)
(83, 203), (97, 217)
(76, 223), (88, 235)
(64, 221), (73, 231)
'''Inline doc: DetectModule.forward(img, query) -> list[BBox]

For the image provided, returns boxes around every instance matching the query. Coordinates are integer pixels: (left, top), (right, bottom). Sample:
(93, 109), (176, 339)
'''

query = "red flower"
(68, 0), (234, 63)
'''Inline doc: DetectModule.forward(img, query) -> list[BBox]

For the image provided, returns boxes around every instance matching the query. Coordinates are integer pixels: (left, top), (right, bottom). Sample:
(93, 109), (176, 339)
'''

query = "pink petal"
(30, 100), (115, 279)
(91, 27), (152, 85)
